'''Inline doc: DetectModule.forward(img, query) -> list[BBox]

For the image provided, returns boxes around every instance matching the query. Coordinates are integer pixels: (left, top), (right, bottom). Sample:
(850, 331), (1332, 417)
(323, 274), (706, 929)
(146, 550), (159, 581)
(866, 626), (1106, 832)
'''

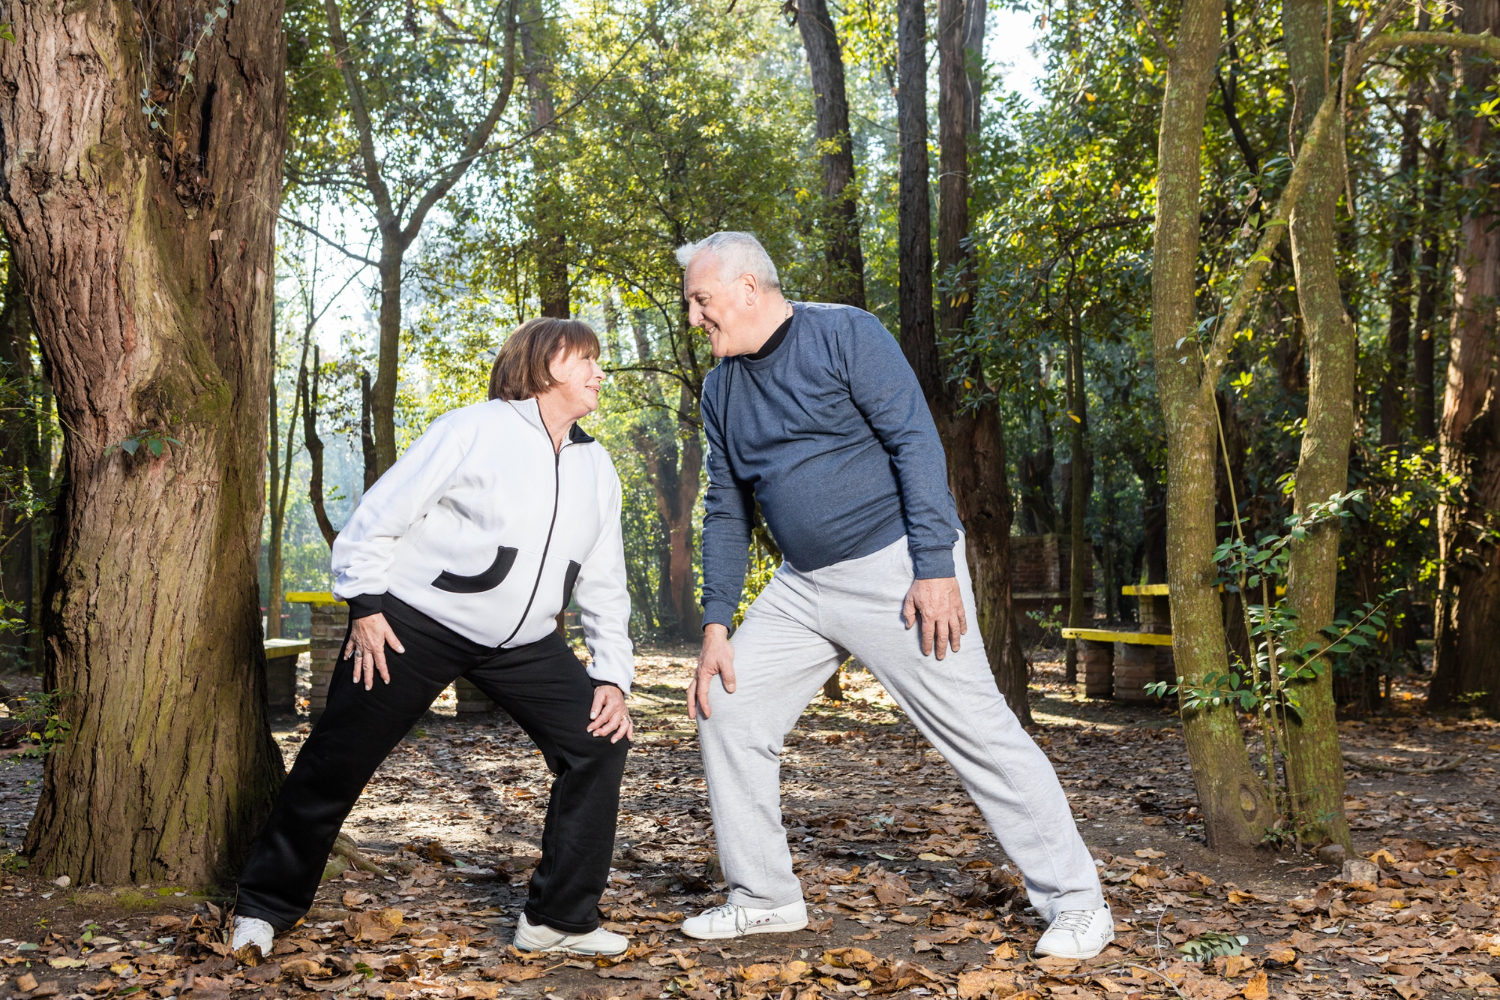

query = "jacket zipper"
(499, 413), (564, 646)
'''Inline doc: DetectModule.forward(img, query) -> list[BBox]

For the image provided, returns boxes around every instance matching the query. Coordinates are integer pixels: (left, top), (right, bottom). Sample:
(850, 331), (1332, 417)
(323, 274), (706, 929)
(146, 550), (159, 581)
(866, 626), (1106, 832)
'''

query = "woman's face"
(542, 348), (605, 421)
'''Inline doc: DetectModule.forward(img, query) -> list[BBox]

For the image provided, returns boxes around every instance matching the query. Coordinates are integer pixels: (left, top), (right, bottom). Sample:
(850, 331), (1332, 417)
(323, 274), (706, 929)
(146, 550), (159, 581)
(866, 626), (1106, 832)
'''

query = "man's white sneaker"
(1035, 906), (1115, 959)
(512, 913), (629, 956)
(681, 900), (808, 940)
(230, 916), (275, 957)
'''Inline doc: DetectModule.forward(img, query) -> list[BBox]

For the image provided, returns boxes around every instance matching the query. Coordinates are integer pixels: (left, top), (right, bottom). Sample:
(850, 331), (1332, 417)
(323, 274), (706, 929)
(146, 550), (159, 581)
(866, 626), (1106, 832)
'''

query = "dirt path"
(0, 650), (1494, 1000)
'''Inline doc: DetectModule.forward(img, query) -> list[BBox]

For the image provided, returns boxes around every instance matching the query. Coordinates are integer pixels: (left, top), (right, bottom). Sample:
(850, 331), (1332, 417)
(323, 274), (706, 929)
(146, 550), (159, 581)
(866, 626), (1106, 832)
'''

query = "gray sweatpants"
(695, 535), (1105, 922)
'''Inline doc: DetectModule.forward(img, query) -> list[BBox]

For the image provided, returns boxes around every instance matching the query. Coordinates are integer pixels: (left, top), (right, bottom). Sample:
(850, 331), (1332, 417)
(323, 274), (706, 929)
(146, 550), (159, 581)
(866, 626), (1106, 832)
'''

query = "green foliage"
(1177, 932), (1249, 963)
(5, 689), (73, 764)
(107, 428), (184, 459)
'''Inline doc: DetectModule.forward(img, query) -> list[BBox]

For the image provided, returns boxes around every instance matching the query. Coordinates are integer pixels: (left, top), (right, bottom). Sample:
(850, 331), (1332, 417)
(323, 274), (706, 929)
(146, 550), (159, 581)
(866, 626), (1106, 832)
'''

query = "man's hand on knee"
(902, 577), (967, 659)
(688, 624), (736, 720)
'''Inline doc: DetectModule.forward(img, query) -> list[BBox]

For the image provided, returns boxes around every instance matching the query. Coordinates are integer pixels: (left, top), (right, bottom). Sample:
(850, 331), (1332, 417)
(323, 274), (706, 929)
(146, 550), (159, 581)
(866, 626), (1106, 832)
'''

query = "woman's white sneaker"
(230, 916), (275, 957)
(681, 900), (808, 940)
(1035, 906), (1115, 959)
(512, 913), (629, 956)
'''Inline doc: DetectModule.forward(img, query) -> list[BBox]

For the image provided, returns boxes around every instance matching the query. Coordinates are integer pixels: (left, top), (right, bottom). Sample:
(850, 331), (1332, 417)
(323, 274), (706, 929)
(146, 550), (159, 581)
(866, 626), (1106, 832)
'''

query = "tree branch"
(323, 0), (399, 231)
(401, 0), (521, 245)
(1132, 0), (1173, 55)
(278, 212), (380, 269)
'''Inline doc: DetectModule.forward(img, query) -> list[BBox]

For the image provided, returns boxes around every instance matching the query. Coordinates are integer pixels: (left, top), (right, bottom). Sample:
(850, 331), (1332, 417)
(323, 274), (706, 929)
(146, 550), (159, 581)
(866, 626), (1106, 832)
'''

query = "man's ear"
(741, 272), (759, 306)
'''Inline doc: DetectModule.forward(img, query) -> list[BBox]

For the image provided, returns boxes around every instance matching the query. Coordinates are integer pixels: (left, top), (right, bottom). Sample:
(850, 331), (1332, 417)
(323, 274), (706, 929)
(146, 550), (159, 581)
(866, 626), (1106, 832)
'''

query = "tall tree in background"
(0, 249), (45, 670)
(521, 0), (570, 318)
(1432, 0), (1500, 714)
(1278, 0), (1356, 851)
(795, 0), (866, 308)
(899, 0), (1030, 720)
(319, 0), (519, 478)
(1149, 0), (1277, 849)
(0, 0), (284, 880)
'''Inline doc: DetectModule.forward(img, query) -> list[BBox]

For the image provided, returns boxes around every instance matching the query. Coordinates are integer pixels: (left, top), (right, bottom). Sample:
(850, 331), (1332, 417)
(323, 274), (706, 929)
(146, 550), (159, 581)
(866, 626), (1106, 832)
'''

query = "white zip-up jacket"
(331, 398), (634, 693)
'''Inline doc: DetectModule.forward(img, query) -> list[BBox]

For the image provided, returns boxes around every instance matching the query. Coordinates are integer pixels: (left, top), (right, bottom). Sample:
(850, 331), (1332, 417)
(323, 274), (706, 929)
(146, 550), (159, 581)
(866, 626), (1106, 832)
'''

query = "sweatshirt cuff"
(344, 593), (386, 620)
(701, 601), (737, 631)
(910, 546), (956, 580)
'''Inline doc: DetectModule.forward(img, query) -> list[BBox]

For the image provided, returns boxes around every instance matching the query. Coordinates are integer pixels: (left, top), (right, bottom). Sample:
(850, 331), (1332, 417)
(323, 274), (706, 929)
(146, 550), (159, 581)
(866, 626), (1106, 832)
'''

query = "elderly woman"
(231, 318), (634, 957)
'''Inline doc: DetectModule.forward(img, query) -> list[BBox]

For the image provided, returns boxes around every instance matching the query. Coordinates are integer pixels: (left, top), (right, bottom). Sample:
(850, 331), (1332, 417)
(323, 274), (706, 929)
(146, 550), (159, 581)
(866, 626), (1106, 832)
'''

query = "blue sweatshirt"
(699, 301), (961, 629)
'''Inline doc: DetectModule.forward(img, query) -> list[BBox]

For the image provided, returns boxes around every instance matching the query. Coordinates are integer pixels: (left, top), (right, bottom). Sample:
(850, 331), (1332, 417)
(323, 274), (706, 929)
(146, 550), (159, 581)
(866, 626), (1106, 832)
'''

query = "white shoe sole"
(515, 941), (628, 956)
(680, 915), (810, 941)
(1035, 932), (1114, 959)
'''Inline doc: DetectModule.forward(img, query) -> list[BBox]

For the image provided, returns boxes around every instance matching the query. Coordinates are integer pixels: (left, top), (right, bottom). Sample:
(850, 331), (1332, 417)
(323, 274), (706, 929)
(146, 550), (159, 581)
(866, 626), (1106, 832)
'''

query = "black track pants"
(235, 597), (629, 933)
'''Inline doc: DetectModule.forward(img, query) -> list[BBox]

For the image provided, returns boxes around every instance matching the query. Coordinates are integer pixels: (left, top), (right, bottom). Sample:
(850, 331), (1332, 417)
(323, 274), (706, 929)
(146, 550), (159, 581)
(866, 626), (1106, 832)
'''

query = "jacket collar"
(507, 398), (594, 446)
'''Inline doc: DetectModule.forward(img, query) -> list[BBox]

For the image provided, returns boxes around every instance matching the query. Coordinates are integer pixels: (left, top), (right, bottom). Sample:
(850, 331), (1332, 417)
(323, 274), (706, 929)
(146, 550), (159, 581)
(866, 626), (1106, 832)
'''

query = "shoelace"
(1048, 910), (1096, 935)
(702, 902), (749, 932)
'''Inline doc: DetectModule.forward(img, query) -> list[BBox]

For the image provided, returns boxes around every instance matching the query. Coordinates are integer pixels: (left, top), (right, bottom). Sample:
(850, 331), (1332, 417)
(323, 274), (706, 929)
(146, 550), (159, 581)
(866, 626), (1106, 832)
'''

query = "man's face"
(683, 254), (754, 358)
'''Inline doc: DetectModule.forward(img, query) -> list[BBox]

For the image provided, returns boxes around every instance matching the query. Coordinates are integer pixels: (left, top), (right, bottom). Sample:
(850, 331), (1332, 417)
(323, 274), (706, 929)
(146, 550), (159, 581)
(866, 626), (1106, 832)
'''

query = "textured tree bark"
(1151, 0), (1275, 850)
(265, 331), (310, 640)
(797, 0), (866, 309)
(0, 0), (286, 881)
(1431, 0), (1500, 714)
(1279, 0), (1354, 851)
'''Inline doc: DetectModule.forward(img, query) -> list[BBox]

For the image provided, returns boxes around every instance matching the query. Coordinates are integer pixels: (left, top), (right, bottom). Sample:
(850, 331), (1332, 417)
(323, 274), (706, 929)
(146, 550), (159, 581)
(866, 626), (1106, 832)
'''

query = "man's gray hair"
(675, 231), (781, 290)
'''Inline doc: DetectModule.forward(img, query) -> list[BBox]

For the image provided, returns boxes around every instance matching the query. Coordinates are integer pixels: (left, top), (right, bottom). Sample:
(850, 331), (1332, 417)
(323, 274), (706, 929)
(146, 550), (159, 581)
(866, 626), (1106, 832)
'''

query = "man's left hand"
(902, 577), (967, 659)
(587, 685), (633, 743)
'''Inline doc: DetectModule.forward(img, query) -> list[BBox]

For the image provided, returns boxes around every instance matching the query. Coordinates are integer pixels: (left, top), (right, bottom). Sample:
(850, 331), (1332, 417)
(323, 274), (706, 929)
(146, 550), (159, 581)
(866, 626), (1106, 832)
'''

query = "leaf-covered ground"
(0, 648), (1495, 1000)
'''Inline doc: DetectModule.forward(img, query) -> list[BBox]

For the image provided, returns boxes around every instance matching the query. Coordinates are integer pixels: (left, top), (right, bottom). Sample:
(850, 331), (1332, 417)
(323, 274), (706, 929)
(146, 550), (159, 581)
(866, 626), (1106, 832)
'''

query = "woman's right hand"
(343, 612), (406, 690)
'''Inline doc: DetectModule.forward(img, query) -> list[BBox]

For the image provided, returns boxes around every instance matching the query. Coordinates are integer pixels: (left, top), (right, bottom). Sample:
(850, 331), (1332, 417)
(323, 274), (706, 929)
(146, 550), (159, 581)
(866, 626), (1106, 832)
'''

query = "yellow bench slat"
(1060, 628), (1174, 646)
(284, 591), (346, 606)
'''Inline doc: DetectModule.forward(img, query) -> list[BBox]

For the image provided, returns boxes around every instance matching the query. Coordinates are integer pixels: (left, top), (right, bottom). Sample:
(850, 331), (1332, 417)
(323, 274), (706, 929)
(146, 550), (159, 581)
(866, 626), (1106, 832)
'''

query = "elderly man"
(675, 232), (1112, 958)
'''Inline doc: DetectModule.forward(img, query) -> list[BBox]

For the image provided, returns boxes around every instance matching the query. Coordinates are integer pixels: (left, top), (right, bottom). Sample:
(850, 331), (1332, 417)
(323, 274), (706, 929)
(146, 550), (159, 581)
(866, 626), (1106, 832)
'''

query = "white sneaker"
(1035, 906), (1115, 959)
(512, 913), (629, 956)
(230, 916), (274, 956)
(680, 900), (808, 940)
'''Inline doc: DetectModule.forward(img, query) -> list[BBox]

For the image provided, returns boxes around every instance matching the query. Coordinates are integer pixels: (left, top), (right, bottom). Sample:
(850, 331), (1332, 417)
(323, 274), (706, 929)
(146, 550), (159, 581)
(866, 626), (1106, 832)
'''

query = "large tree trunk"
(1151, 0), (1276, 850)
(0, 0), (285, 882)
(896, 0), (937, 391)
(797, 0), (866, 309)
(1431, 0), (1500, 714)
(1279, 0), (1354, 850)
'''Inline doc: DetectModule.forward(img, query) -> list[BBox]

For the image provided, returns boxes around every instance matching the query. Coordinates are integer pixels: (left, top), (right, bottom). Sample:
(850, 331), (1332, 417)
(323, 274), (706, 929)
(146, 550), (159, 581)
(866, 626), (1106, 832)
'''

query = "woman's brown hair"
(488, 318), (602, 401)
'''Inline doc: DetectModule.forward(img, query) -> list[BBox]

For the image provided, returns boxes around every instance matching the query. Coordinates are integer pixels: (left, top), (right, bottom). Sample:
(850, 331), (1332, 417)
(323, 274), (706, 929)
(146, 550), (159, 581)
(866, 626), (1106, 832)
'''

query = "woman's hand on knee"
(343, 612), (405, 690)
(587, 684), (632, 743)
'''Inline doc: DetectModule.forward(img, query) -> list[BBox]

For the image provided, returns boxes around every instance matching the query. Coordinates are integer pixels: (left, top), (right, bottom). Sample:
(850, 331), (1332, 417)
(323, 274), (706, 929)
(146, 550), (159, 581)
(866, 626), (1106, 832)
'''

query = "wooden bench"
(1061, 583), (1175, 701)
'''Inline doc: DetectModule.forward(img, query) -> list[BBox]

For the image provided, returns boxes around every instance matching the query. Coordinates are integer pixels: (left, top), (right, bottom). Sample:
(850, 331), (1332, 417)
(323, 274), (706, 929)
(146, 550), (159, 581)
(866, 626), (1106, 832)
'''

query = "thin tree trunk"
(1381, 98), (1420, 449)
(1431, 0), (1500, 713)
(267, 328), (283, 640)
(0, 255), (36, 668)
(360, 370), (377, 493)
(1151, 0), (1276, 850)
(797, 0), (867, 308)
(1065, 304), (1091, 686)
(1280, 0), (1354, 851)
(1, 0), (285, 881)
(1413, 126), (1448, 442)
(903, 0), (1029, 720)
(324, 0), (518, 478)
(266, 331), (311, 640)
(303, 349), (339, 548)
(520, 0), (568, 318)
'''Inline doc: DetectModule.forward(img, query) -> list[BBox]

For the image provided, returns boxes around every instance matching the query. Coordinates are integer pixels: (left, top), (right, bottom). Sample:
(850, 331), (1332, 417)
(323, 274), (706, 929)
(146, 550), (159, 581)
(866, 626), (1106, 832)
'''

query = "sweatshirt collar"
(507, 397), (594, 446)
